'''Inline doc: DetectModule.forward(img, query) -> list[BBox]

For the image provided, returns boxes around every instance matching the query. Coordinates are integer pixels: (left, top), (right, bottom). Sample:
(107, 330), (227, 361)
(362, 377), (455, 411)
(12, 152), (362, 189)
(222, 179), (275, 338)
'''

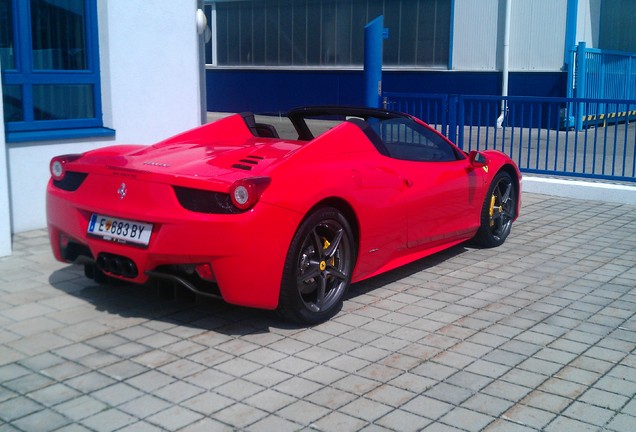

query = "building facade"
(0, 0), (205, 256)
(1, 0), (635, 257)
(203, 0), (636, 113)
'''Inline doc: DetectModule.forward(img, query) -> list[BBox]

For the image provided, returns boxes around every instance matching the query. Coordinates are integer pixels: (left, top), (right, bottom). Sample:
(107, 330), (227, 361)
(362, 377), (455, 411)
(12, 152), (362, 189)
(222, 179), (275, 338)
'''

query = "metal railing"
(384, 93), (636, 182)
(570, 43), (636, 130)
(382, 92), (450, 136)
(576, 44), (636, 101)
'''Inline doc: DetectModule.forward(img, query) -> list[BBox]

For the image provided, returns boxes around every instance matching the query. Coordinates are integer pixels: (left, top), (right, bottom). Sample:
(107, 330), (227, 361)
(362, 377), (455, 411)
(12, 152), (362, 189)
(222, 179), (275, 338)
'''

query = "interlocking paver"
(53, 395), (108, 422)
(606, 413), (636, 432)
(304, 388), (354, 411)
(462, 393), (515, 417)
(116, 421), (165, 432)
(54, 424), (93, 432)
(1, 193), (636, 431)
(0, 396), (44, 422)
(446, 370), (494, 393)
(439, 407), (495, 431)
(339, 398), (393, 422)
(27, 382), (80, 407)
(11, 408), (70, 431)
(503, 404), (557, 429)
(565, 400), (617, 426)
(520, 389), (571, 414)
(278, 399), (331, 424)
(312, 411), (369, 432)
(75, 350), (121, 369)
(78, 408), (137, 432)
(424, 382), (474, 405)
(209, 402), (268, 429)
(484, 418), (536, 431)
(376, 409), (432, 431)
(145, 405), (203, 431)
(244, 414), (302, 432)
(214, 378), (265, 400)
(3, 373), (55, 395)
(483, 379), (533, 402)
(332, 375), (380, 396)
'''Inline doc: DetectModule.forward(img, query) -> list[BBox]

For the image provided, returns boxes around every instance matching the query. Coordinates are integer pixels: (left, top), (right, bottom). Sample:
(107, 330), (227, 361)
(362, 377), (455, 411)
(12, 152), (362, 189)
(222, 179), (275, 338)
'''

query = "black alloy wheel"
(474, 171), (516, 247)
(278, 207), (355, 324)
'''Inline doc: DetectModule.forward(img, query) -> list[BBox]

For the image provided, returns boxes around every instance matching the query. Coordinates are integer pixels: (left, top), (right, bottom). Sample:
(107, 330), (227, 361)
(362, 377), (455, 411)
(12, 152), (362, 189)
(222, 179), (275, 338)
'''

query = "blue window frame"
(1, 0), (110, 141)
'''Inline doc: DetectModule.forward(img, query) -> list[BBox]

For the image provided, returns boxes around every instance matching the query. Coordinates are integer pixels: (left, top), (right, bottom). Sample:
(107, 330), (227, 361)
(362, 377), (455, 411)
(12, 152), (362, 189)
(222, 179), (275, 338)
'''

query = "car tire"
(473, 171), (516, 248)
(278, 207), (355, 325)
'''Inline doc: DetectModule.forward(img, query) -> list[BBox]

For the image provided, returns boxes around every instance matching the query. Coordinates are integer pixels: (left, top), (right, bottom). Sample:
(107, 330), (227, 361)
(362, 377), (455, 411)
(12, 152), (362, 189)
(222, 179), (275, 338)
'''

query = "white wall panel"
(0, 72), (11, 256)
(452, 0), (500, 70)
(453, 0), (568, 72)
(101, 0), (202, 144)
(576, 0), (601, 48)
(509, 0), (567, 71)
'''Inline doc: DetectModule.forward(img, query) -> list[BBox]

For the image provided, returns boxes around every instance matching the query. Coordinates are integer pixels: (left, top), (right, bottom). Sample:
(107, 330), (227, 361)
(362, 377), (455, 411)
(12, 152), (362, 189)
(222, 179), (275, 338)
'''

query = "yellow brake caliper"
(489, 194), (503, 227)
(322, 238), (335, 268)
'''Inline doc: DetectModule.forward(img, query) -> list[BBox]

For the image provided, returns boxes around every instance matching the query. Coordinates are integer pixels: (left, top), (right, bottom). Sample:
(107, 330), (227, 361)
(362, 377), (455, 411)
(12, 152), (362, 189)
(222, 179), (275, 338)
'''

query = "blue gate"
(382, 92), (450, 137)
(383, 93), (636, 182)
(569, 43), (636, 130)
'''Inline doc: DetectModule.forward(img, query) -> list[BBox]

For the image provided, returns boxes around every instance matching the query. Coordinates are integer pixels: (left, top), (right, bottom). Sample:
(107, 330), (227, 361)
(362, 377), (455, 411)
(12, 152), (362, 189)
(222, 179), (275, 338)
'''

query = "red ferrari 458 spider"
(47, 106), (521, 324)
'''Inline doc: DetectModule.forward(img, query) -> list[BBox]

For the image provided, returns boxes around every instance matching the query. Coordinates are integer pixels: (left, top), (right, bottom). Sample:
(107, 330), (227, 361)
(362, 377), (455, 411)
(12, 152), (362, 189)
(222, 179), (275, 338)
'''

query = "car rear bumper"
(46, 180), (302, 309)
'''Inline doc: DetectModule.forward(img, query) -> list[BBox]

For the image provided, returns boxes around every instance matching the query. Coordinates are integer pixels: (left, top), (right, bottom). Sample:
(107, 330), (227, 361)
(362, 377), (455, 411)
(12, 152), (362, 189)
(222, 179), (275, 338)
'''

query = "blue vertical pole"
(364, 16), (386, 108)
(457, 96), (465, 150)
(564, 0), (577, 129)
(575, 42), (587, 131)
(448, 95), (457, 145)
(564, 0), (578, 69)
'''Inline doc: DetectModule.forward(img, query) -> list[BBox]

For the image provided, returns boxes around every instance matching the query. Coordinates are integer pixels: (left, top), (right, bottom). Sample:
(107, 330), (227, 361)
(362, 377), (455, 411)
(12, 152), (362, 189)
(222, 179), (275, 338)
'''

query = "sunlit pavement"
(1, 192), (635, 431)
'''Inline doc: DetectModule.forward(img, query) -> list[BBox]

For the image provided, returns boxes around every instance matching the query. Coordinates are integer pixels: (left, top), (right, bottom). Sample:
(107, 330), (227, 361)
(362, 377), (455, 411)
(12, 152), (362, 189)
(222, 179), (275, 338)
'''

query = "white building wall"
(453, 0), (568, 72)
(6, 0), (203, 234)
(576, 0), (602, 48)
(0, 70), (11, 257)
(508, 0), (567, 71)
(452, 0), (499, 71)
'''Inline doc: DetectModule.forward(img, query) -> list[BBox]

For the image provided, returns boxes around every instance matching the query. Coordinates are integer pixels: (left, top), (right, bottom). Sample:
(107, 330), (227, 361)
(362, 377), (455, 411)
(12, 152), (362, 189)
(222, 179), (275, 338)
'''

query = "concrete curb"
(523, 176), (636, 205)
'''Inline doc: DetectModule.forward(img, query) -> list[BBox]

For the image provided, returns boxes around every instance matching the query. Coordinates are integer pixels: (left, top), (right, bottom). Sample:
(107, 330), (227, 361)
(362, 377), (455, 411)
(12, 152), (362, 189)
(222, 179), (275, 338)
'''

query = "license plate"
(88, 214), (153, 246)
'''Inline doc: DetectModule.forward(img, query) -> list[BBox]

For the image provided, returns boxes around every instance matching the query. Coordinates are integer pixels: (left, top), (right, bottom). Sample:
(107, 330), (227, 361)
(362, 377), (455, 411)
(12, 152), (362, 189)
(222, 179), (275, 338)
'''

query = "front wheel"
(278, 207), (356, 325)
(473, 171), (516, 248)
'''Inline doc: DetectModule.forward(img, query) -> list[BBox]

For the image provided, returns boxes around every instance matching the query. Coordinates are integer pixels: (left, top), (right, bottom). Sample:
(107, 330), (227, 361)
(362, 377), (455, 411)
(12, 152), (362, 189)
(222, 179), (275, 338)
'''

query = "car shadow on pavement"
(347, 244), (470, 298)
(47, 243), (471, 335)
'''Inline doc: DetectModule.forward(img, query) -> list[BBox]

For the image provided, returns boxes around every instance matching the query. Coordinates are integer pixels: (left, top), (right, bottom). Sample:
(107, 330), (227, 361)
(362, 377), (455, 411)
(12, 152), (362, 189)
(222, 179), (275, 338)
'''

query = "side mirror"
(469, 150), (488, 167)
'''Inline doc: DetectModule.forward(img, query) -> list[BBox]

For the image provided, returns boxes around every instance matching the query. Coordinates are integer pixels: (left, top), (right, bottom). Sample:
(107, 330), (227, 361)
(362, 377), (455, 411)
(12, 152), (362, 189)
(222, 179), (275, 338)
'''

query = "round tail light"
(50, 154), (81, 181)
(229, 177), (271, 210)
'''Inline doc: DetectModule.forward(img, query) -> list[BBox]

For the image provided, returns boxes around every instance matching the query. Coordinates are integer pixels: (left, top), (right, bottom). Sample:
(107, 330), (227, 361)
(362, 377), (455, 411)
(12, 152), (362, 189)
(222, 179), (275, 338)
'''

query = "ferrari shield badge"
(117, 183), (127, 200)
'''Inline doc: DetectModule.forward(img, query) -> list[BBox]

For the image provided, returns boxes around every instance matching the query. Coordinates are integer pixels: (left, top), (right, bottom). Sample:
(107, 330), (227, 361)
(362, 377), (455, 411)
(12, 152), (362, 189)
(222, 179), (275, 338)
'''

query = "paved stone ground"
(1, 192), (635, 432)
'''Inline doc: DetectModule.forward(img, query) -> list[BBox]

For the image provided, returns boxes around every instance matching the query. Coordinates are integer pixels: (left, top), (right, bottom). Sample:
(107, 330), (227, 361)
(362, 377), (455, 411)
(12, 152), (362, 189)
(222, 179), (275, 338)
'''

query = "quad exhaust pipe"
(81, 254), (222, 300)
(96, 253), (138, 278)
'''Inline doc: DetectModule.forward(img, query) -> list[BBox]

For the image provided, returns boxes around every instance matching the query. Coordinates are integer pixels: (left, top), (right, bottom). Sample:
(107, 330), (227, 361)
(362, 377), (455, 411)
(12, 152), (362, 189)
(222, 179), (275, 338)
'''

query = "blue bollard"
(364, 16), (388, 109)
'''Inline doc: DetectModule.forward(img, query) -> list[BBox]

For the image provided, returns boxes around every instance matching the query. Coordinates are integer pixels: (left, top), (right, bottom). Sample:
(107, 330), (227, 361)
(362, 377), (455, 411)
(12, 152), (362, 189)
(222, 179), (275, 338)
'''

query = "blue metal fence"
(383, 93), (636, 182)
(569, 43), (636, 130)
(382, 92), (450, 136)
(576, 44), (636, 101)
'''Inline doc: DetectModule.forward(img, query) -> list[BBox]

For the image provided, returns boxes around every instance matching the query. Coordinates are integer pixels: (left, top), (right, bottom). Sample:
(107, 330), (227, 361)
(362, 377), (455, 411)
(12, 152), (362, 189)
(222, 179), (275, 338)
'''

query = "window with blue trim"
(1, 0), (108, 141)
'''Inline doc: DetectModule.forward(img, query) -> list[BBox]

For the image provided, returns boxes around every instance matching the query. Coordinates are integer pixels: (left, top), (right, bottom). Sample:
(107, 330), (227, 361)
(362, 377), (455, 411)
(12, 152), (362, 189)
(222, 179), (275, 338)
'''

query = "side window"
(378, 118), (459, 162)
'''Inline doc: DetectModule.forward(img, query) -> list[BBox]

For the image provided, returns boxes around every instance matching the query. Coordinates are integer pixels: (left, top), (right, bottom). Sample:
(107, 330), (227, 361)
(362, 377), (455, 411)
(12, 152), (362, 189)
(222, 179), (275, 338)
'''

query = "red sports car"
(47, 106), (521, 324)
